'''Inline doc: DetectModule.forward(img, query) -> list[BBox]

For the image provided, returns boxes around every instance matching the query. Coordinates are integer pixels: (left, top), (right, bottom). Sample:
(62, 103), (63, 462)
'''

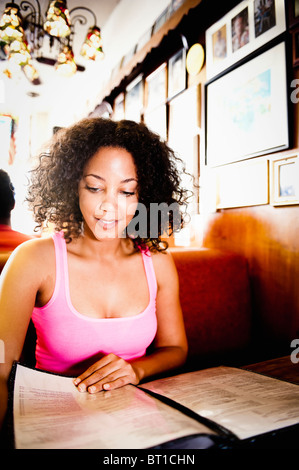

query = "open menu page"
(141, 366), (299, 440)
(13, 364), (217, 449)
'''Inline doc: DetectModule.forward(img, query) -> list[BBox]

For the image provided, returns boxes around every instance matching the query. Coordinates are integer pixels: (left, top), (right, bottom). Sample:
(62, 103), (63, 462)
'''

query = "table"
(238, 355), (299, 448)
(243, 355), (299, 385)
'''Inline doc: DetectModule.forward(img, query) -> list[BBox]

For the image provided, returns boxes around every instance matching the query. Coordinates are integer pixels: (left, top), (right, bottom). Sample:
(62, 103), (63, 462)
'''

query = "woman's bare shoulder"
(150, 248), (178, 285)
(4, 236), (54, 274)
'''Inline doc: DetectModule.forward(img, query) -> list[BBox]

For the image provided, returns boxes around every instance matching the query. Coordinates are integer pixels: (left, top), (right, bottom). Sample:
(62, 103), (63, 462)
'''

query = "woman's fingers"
(73, 353), (138, 393)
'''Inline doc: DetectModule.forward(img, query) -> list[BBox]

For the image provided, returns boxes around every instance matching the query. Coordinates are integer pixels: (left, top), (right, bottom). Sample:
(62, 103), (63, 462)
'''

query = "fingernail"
(88, 386), (96, 393)
(103, 383), (110, 390)
(73, 378), (80, 385)
(78, 384), (86, 392)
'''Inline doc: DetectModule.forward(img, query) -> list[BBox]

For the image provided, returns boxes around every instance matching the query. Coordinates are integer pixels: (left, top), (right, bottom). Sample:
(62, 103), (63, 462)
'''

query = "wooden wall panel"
(202, 204), (299, 357)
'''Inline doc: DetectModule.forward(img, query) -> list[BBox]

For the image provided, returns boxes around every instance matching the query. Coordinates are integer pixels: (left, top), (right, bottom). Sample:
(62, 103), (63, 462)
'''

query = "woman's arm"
(0, 240), (44, 429)
(73, 250), (188, 393)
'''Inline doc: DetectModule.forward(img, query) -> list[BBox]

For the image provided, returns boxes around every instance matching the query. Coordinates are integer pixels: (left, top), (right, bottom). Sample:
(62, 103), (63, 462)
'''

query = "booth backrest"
(0, 252), (11, 274)
(171, 248), (252, 369)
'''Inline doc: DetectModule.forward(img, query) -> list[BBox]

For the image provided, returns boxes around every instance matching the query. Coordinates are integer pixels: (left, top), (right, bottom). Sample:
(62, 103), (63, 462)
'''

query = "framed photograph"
(113, 93), (125, 121)
(168, 86), (201, 213)
(152, 6), (171, 34)
(215, 158), (269, 209)
(135, 27), (153, 52)
(144, 105), (167, 141)
(168, 48), (186, 99)
(288, 0), (299, 28)
(205, 0), (286, 80)
(270, 154), (299, 206)
(292, 26), (299, 67)
(125, 75), (144, 122)
(205, 41), (289, 167)
(145, 63), (167, 111)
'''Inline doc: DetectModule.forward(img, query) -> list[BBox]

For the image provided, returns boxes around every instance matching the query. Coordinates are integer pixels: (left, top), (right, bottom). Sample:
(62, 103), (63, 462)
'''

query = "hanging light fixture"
(80, 25), (104, 61)
(44, 0), (71, 38)
(8, 37), (31, 66)
(0, 3), (24, 45)
(55, 43), (76, 76)
(0, 1), (104, 84)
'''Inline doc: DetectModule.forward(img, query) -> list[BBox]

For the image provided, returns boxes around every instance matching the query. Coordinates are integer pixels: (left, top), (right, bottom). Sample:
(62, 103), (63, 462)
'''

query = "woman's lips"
(96, 218), (118, 230)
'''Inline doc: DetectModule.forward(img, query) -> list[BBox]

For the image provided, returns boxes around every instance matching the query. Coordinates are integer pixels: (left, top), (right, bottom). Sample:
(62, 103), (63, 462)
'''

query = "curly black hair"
(27, 118), (191, 252)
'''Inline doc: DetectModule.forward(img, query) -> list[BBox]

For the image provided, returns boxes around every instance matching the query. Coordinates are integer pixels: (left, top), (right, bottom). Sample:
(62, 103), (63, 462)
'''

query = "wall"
(199, 19), (299, 359)
(202, 205), (299, 356)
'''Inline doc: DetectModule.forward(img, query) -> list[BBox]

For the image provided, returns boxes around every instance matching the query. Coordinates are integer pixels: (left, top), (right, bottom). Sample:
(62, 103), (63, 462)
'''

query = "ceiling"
(0, 0), (121, 116)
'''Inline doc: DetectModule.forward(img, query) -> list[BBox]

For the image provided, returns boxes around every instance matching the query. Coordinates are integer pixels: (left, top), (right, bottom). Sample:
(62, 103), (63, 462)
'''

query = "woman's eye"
(85, 185), (102, 193)
(121, 191), (135, 197)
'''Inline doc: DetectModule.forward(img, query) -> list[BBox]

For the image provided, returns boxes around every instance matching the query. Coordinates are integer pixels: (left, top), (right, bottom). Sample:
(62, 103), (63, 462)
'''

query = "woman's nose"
(95, 192), (117, 216)
(96, 201), (115, 214)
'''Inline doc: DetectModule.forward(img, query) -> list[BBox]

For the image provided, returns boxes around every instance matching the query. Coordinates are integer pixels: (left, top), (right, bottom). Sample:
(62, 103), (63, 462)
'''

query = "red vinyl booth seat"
(171, 248), (252, 369)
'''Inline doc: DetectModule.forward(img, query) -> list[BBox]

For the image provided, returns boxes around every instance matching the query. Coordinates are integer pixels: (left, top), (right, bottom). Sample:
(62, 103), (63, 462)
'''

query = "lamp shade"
(44, 0), (71, 38)
(55, 44), (77, 76)
(0, 4), (24, 45)
(23, 62), (39, 82)
(80, 25), (104, 61)
(8, 38), (31, 66)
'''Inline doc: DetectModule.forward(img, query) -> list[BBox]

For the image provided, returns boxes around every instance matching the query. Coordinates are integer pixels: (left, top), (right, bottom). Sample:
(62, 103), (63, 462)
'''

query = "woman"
(0, 118), (189, 429)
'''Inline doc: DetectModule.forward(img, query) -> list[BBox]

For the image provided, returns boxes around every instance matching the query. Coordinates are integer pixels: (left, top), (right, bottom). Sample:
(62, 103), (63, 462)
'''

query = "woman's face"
(78, 146), (138, 240)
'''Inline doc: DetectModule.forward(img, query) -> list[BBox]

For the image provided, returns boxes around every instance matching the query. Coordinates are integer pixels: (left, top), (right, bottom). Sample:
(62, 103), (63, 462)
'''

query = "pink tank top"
(32, 232), (157, 376)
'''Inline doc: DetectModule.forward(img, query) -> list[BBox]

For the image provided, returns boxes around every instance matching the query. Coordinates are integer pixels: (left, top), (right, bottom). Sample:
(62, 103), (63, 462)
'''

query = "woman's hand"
(73, 353), (140, 393)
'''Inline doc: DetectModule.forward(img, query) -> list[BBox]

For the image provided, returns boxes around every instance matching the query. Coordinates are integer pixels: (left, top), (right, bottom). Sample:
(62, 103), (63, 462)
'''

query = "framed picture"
(168, 86), (201, 213)
(288, 0), (299, 28)
(144, 105), (167, 141)
(205, 41), (289, 167)
(113, 93), (125, 121)
(145, 63), (167, 111)
(205, 0), (286, 80)
(125, 75), (144, 122)
(215, 158), (269, 209)
(152, 6), (171, 34)
(270, 154), (299, 206)
(168, 48), (186, 99)
(292, 26), (299, 67)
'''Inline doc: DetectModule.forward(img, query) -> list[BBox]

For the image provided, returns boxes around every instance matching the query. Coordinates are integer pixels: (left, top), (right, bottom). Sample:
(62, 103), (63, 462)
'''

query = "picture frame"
(168, 48), (187, 99)
(152, 6), (171, 35)
(113, 93), (125, 121)
(125, 74), (144, 122)
(288, 0), (299, 28)
(145, 63), (167, 111)
(270, 154), (299, 206)
(168, 86), (201, 213)
(215, 158), (269, 209)
(205, 0), (286, 80)
(144, 105), (167, 141)
(292, 26), (299, 67)
(205, 41), (289, 167)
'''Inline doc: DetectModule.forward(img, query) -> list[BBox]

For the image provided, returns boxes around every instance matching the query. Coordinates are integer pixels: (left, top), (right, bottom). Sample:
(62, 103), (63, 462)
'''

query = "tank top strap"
(51, 231), (69, 301)
(141, 249), (157, 301)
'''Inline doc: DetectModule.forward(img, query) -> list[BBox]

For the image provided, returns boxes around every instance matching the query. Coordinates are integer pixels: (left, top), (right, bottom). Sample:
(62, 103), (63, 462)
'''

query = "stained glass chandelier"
(0, 0), (104, 83)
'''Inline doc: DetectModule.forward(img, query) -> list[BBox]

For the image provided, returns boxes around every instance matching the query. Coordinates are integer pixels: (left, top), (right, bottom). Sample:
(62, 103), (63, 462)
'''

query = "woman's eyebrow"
(120, 178), (138, 184)
(84, 173), (105, 181)
(84, 174), (137, 184)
